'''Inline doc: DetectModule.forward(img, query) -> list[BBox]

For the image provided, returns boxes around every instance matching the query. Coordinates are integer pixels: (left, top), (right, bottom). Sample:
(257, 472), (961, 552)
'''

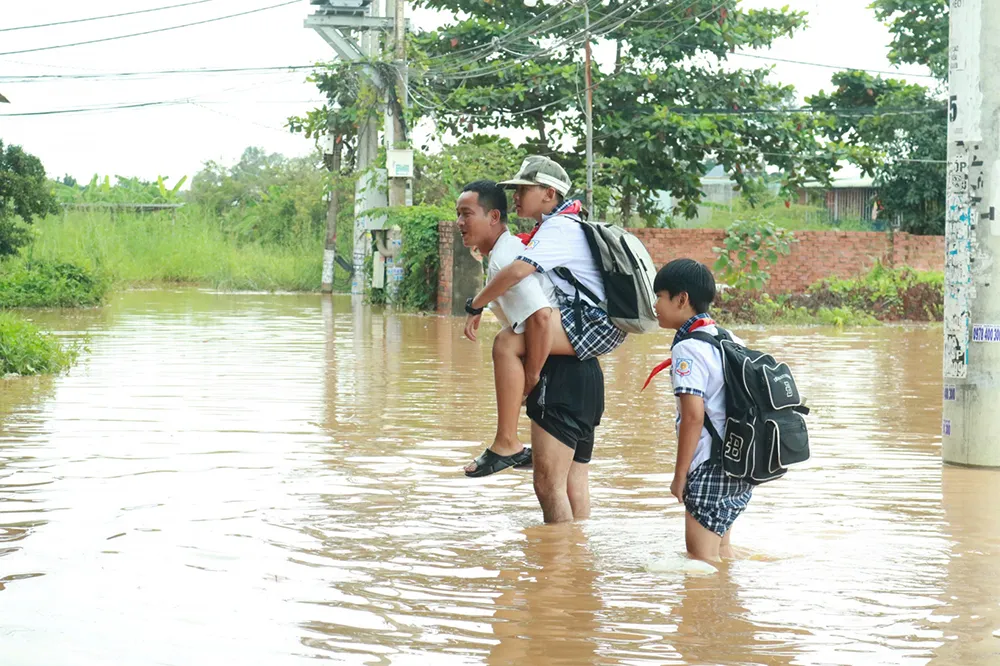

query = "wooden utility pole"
(942, 0), (1000, 466)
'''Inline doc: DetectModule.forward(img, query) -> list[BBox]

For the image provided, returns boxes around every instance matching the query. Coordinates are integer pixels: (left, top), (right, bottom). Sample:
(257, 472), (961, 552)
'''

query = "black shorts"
(525, 355), (605, 463)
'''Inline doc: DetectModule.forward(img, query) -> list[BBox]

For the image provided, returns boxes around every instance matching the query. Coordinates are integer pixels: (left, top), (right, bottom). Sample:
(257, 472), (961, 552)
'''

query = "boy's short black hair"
(653, 259), (716, 313)
(462, 180), (508, 223)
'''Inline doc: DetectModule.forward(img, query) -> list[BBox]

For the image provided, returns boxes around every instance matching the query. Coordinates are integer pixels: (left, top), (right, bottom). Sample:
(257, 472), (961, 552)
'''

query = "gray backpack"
(552, 219), (660, 335)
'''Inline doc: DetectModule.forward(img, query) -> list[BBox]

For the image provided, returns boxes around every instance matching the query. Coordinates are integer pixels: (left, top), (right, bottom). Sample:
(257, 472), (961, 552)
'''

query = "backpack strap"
(552, 266), (601, 335)
(676, 329), (729, 452)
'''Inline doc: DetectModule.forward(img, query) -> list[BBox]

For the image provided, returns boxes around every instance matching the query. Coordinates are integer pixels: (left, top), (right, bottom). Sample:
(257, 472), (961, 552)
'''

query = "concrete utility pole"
(387, 0), (408, 208)
(582, 0), (594, 215)
(321, 134), (343, 293)
(307, 0), (409, 296)
(942, 0), (1000, 467)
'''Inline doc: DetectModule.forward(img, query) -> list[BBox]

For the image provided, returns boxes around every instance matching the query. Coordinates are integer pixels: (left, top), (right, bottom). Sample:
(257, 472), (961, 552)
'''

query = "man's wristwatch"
(465, 297), (484, 316)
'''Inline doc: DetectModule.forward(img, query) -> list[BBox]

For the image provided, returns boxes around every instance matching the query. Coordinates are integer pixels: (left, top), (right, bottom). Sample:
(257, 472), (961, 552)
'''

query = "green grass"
(24, 209), (325, 292)
(0, 311), (78, 375)
(0, 259), (109, 308)
(674, 200), (882, 232)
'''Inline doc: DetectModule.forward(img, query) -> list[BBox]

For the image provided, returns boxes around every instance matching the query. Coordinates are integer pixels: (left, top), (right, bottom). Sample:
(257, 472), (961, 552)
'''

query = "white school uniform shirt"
(670, 323), (745, 472)
(514, 213), (605, 307)
(488, 229), (558, 334)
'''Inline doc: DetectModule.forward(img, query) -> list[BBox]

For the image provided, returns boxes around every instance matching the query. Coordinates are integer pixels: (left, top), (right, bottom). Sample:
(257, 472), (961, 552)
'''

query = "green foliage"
(808, 71), (946, 235)
(712, 217), (796, 291)
(413, 136), (527, 209)
(51, 173), (187, 204)
(189, 147), (333, 246)
(300, 1), (845, 222)
(0, 141), (57, 257)
(808, 261), (943, 320)
(871, 0), (948, 80)
(382, 205), (452, 311)
(718, 291), (880, 327)
(0, 311), (78, 376)
(0, 259), (108, 308)
(24, 209), (322, 292)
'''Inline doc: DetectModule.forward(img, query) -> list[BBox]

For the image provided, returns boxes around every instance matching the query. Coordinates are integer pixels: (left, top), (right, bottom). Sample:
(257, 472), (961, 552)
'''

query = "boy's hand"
(464, 314), (482, 341)
(524, 371), (540, 398)
(670, 472), (686, 504)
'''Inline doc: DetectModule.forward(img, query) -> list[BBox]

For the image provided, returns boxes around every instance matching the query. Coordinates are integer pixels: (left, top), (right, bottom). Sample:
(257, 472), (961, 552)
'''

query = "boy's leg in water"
(685, 511), (724, 563)
(720, 529), (734, 559)
(465, 310), (575, 474)
(531, 422), (576, 524)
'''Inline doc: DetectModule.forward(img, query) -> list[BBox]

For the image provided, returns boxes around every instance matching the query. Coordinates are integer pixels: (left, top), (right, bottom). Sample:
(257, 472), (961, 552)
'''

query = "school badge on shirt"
(674, 358), (694, 377)
(526, 239), (540, 249)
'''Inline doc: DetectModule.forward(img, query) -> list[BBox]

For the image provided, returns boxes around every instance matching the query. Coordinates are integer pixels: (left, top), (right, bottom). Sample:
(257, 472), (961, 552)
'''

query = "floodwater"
(0, 290), (997, 666)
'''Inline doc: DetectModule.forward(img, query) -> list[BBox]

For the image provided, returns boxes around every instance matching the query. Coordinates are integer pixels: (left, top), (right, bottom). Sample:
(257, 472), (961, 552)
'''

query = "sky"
(0, 0), (935, 186)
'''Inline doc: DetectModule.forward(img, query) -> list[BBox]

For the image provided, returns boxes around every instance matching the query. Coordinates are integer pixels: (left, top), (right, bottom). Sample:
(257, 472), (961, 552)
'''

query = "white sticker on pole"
(944, 143), (974, 378)
(322, 249), (335, 285)
(949, 0), (983, 143)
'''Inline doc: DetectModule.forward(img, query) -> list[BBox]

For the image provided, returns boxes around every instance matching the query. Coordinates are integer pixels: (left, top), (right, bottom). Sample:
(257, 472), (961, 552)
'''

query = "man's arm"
(522, 307), (553, 396)
(672, 394), (705, 503)
(470, 259), (536, 310)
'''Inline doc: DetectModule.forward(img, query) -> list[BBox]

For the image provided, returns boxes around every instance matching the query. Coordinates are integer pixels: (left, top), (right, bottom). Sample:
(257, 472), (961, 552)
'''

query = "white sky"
(0, 0), (934, 186)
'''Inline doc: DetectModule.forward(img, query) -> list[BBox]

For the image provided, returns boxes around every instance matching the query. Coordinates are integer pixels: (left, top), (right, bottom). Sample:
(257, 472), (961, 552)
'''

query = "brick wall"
(632, 228), (944, 293)
(437, 220), (454, 314)
(436, 226), (944, 306)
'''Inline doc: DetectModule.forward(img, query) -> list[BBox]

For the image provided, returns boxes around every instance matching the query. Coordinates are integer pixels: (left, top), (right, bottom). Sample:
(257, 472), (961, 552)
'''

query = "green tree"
(408, 0), (843, 221)
(871, 0), (949, 80)
(413, 135), (527, 207)
(809, 71), (946, 234)
(189, 148), (330, 245)
(0, 141), (57, 257)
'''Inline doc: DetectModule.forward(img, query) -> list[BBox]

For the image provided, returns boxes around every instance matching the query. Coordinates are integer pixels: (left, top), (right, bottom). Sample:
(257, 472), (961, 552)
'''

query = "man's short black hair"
(462, 180), (508, 223)
(653, 259), (716, 313)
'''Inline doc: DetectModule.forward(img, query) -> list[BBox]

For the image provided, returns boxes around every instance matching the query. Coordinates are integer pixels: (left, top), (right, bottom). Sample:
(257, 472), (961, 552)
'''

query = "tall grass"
(24, 209), (326, 292)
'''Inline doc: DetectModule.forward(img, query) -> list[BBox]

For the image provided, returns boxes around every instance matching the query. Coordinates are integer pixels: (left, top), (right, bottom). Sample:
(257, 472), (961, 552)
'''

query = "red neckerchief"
(515, 200), (584, 245)
(516, 226), (539, 245)
(641, 318), (716, 391)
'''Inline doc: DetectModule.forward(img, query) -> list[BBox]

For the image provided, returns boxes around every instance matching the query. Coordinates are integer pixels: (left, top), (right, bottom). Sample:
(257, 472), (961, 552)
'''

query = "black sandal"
(465, 447), (531, 478)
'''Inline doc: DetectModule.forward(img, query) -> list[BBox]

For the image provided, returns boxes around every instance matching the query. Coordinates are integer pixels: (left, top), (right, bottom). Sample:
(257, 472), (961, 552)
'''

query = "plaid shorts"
(557, 294), (627, 361)
(683, 462), (753, 536)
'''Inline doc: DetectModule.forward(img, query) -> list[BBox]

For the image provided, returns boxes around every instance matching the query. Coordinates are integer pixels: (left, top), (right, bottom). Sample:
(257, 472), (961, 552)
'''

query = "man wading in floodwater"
(459, 160), (617, 523)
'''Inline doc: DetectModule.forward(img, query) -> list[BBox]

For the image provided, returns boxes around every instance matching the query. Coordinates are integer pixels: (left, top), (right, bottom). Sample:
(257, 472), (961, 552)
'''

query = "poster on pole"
(944, 146), (974, 378)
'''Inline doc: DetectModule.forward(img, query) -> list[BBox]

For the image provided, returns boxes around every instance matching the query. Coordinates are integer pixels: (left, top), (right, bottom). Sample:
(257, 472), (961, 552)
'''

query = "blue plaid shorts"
(683, 462), (753, 536)
(556, 294), (627, 361)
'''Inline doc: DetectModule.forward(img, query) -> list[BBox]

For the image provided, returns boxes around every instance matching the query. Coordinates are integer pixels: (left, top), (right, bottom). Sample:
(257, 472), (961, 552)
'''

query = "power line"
(423, 0), (656, 80)
(0, 64), (317, 82)
(726, 51), (938, 80)
(0, 0), (300, 57)
(0, 96), (326, 117)
(0, 0), (219, 33)
(0, 99), (188, 117)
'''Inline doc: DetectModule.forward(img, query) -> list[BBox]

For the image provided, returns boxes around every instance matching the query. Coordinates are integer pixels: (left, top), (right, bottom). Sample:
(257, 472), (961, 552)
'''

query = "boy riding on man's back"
(651, 259), (753, 562)
(463, 156), (627, 479)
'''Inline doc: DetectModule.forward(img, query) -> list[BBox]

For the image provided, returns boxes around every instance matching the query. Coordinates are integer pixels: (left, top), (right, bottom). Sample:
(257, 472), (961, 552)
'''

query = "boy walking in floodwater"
(648, 259), (752, 562)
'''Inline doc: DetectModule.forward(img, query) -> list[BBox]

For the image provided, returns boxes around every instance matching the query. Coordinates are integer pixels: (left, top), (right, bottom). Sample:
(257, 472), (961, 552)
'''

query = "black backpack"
(680, 328), (811, 485)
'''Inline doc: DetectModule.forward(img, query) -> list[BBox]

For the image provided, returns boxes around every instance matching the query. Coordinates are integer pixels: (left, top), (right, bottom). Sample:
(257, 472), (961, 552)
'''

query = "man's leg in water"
(465, 308), (573, 472)
(566, 462), (590, 520)
(531, 422), (576, 523)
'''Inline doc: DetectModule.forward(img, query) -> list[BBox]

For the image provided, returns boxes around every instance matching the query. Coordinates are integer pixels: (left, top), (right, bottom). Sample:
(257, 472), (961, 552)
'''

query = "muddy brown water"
(1, 290), (997, 665)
